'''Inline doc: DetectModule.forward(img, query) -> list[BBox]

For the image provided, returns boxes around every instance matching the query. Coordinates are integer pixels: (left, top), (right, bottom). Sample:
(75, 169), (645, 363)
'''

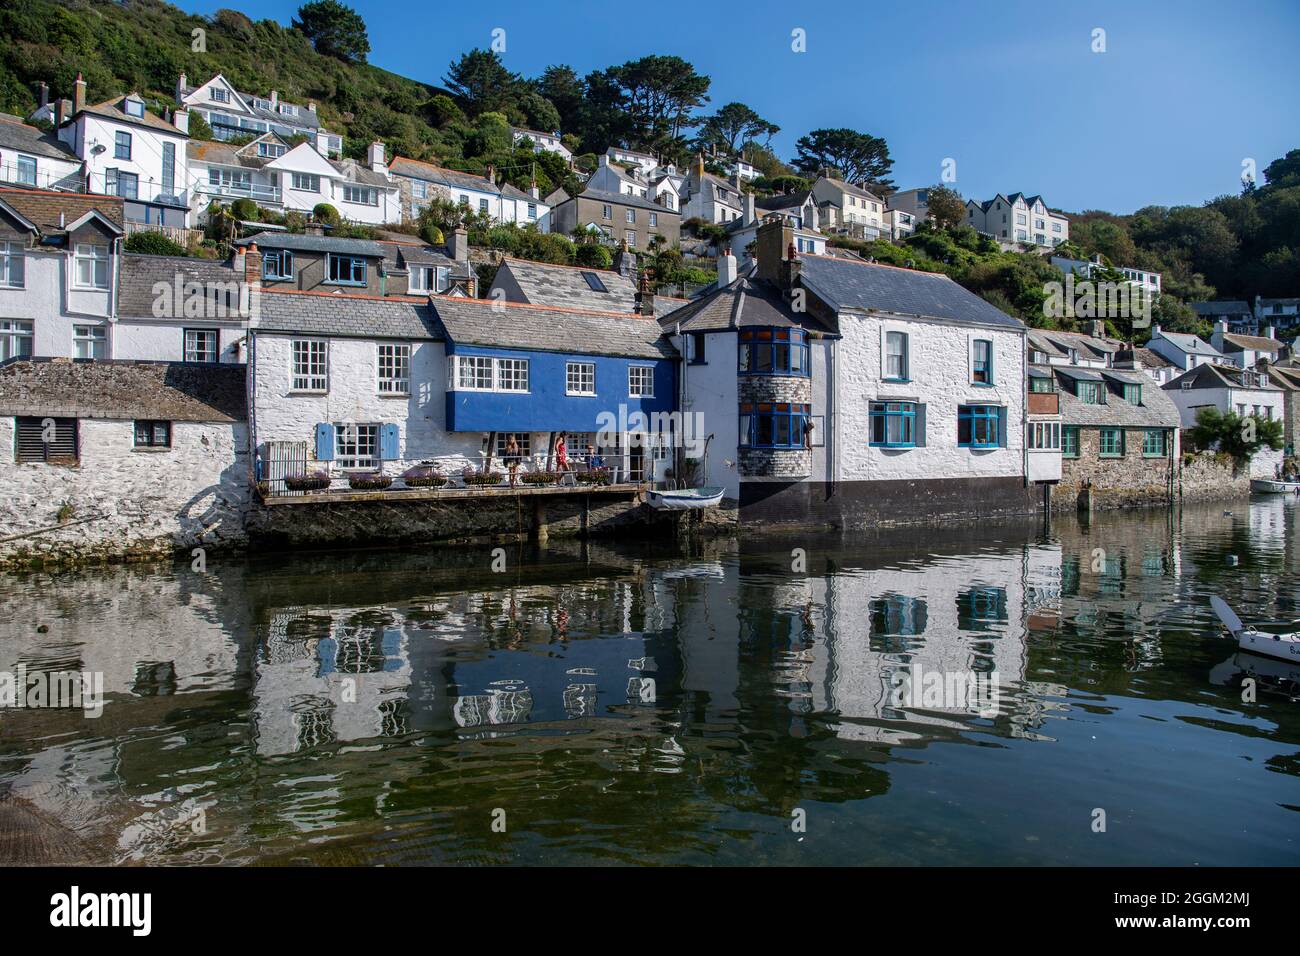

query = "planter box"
(463, 473), (504, 487)
(284, 474), (332, 492)
(403, 476), (448, 488)
(348, 474), (394, 491)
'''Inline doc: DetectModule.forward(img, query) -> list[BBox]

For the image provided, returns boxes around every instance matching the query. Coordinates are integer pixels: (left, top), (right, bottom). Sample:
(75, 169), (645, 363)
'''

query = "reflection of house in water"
(254, 608), (413, 756)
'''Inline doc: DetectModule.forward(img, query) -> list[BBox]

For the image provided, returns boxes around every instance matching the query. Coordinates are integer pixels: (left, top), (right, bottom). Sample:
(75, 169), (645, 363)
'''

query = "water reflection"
(1, 499), (1298, 865)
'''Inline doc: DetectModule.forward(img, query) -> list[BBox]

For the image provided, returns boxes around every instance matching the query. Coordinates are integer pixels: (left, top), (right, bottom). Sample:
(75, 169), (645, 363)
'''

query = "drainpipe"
(827, 333), (837, 487)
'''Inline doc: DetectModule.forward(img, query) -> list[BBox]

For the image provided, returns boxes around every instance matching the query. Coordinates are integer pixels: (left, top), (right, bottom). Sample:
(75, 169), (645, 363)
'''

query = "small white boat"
(645, 486), (725, 510)
(1210, 596), (1300, 662)
(1250, 478), (1300, 494)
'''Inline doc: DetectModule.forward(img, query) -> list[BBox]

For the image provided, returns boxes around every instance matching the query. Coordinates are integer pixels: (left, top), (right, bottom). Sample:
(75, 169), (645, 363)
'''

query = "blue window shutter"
(379, 423), (400, 460)
(315, 423), (335, 460)
(997, 407), (1008, 447)
(915, 403), (927, 447)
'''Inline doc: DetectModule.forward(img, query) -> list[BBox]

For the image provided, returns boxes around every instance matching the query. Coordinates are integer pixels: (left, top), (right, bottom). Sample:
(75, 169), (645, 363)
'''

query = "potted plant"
(521, 471), (561, 485)
(348, 471), (393, 490)
(284, 468), (332, 492)
(576, 467), (612, 486)
(402, 464), (448, 488)
(462, 466), (503, 487)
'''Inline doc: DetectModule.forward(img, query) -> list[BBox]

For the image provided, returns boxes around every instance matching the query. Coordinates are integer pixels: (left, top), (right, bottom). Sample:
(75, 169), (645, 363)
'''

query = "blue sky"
(177, 0), (1299, 213)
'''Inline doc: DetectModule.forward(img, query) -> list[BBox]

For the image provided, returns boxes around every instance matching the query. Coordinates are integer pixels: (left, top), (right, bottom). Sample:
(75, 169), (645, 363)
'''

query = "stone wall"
(1178, 451), (1250, 501)
(1057, 426), (1174, 510)
(0, 418), (251, 569)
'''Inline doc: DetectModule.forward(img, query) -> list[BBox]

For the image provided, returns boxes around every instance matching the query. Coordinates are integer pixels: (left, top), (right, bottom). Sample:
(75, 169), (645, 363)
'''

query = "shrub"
(575, 243), (612, 269)
(124, 231), (187, 257)
(313, 203), (341, 227)
(230, 198), (259, 221)
(575, 469), (612, 486)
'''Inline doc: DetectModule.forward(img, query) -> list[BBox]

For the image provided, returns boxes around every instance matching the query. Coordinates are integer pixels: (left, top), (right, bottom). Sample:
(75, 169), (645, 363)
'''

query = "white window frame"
(74, 243), (109, 290)
(566, 361), (596, 396)
(343, 185), (378, 206)
(334, 422), (378, 471)
(377, 342), (411, 395)
(73, 324), (106, 359)
(0, 319), (34, 360)
(451, 354), (494, 391)
(290, 173), (320, 193)
(292, 338), (328, 392)
(184, 328), (219, 363)
(0, 241), (25, 287)
(885, 330), (909, 380)
(628, 365), (655, 397)
(495, 357), (530, 393)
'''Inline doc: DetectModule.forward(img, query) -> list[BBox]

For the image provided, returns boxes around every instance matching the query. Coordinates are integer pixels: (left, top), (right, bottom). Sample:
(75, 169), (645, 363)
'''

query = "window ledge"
(377, 392), (410, 398)
(132, 446), (171, 453)
(971, 381), (997, 388)
(289, 389), (328, 396)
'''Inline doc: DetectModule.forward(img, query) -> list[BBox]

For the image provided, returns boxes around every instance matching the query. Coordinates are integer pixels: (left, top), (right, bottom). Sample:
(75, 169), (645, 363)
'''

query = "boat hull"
(645, 487), (725, 511)
(1238, 629), (1300, 662)
(1250, 479), (1300, 494)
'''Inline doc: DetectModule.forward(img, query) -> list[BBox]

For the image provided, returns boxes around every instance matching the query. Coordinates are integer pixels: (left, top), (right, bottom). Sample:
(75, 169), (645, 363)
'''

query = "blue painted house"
(431, 296), (678, 461)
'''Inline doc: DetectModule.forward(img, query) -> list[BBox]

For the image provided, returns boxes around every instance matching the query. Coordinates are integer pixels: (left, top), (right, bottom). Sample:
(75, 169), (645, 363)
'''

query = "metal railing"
(256, 446), (666, 497)
(0, 162), (85, 193)
(193, 179), (283, 204)
(84, 172), (187, 208)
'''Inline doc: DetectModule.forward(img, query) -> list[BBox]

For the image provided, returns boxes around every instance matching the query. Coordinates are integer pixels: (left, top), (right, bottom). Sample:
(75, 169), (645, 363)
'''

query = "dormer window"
(124, 98), (145, 118)
(280, 104), (298, 116)
(209, 87), (229, 103)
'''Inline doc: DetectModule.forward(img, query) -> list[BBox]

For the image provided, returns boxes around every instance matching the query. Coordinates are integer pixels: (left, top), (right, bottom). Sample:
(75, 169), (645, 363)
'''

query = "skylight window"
(582, 272), (608, 293)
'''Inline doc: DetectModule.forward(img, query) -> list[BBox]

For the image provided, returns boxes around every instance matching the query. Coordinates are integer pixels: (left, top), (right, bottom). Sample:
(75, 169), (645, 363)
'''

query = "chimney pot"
(244, 242), (262, 285)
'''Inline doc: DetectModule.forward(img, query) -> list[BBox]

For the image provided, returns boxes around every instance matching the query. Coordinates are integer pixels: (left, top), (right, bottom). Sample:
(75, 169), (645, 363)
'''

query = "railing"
(255, 446), (664, 498)
(123, 220), (202, 246)
(193, 179), (283, 204)
(0, 162), (84, 193)
(84, 173), (188, 208)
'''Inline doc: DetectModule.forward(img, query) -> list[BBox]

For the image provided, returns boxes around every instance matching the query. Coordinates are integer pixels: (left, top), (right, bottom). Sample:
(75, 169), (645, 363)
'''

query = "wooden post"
(485, 431), (497, 471)
(532, 498), (549, 545)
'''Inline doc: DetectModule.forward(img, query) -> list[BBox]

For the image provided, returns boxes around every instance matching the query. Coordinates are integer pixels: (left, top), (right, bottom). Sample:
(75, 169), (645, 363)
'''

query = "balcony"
(85, 172), (188, 209)
(0, 161), (84, 193)
(194, 179), (283, 205)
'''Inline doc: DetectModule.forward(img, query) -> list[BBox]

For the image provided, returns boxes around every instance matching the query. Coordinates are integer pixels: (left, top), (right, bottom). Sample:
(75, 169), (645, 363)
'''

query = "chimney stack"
(176, 72), (186, 102)
(368, 140), (386, 173)
(743, 192), (756, 227)
(1265, 324), (1275, 340)
(72, 73), (85, 113)
(37, 81), (48, 108)
(717, 247), (737, 287)
(172, 105), (189, 135)
(486, 164), (496, 185)
(636, 271), (657, 316)
(755, 216), (798, 289)
(244, 243), (262, 286)
(614, 241), (634, 278)
(449, 225), (468, 263)
(270, 90), (278, 108)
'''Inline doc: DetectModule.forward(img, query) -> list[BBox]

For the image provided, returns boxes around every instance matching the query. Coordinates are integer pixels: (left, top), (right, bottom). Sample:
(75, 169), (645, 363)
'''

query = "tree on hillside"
(792, 128), (894, 190)
(444, 49), (522, 117)
(293, 1), (370, 63)
(923, 185), (965, 230)
(605, 55), (711, 150)
(1190, 407), (1283, 461)
(536, 65), (586, 134)
(696, 102), (777, 155)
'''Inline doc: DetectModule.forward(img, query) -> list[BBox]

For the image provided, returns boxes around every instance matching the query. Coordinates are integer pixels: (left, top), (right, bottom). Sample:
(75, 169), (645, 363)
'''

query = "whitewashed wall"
(835, 315), (1027, 482)
(0, 250), (114, 357)
(0, 417), (250, 563)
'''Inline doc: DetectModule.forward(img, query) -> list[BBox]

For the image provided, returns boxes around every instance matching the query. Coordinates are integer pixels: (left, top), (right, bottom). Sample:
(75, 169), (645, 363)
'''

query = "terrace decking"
(258, 480), (647, 506)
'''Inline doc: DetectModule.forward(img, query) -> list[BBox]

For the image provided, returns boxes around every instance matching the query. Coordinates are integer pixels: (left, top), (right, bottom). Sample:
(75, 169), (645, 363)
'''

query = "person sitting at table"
(586, 444), (605, 470)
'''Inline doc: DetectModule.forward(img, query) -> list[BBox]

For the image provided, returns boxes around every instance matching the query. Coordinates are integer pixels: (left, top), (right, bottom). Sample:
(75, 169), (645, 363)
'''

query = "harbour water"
(0, 498), (1296, 866)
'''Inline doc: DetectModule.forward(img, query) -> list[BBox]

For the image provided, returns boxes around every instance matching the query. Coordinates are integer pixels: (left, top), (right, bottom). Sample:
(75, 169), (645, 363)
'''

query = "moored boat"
(645, 486), (725, 510)
(1250, 478), (1300, 494)
(1210, 596), (1300, 662)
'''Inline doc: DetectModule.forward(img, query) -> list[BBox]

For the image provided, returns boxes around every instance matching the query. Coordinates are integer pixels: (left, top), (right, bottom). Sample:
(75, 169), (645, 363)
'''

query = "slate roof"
(798, 254), (1025, 330)
(495, 257), (636, 310)
(1154, 330), (1222, 357)
(118, 253), (245, 318)
(1192, 300), (1251, 315)
(1114, 346), (1174, 370)
(1038, 329), (1121, 357)
(1163, 363), (1280, 391)
(255, 290), (444, 340)
(187, 139), (268, 169)
(0, 187), (124, 234)
(1220, 332), (1283, 352)
(0, 116), (77, 162)
(431, 297), (676, 360)
(75, 96), (185, 136)
(817, 176), (882, 202)
(239, 231), (389, 258)
(0, 359), (245, 422)
(182, 81), (323, 132)
(1048, 365), (1181, 428)
(658, 268), (836, 334)
(1027, 331), (1069, 358)
(388, 157), (499, 195)
(758, 191), (813, 212)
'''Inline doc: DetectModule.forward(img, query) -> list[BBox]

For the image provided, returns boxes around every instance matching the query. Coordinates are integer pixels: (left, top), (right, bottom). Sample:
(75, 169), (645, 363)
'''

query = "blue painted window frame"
(739, 402), (811, 449)
(114, 131), (132, 160)
(958, 404), (1002, 449)
(263, 249), (294, 280)
(738, 327), (810, 377)
(972, 338), (994, 385)
(326, 253), (366, 286)
(869, 401), (917, 447)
